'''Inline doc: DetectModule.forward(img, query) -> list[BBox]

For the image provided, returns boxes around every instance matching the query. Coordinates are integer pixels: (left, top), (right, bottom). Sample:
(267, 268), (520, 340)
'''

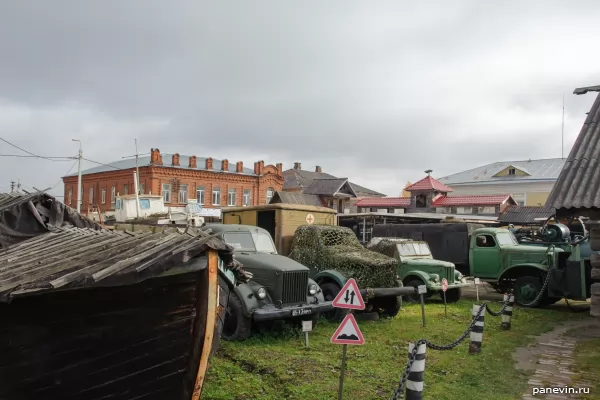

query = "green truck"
(373, 222), (591, 307)
(366, 237), (469, 302)
(201, 224), (333, 340)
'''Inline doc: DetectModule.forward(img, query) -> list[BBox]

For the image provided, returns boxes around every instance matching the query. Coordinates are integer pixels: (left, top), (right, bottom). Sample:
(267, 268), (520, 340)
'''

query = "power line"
(0, 154), (73, 160)
(82, 157), (124, 171)
(52, 159), (79, 189)
(0, 137), (73, 162)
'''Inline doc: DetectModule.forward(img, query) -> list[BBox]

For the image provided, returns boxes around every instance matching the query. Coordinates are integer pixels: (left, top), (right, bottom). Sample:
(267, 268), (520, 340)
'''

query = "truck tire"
(222, 292), (252, 341)
(403, 279), (425, 303)
(444, 288), (461, 303)
(514, 275), (545, 308)
(321, 282), (345, 321)
(378, 296), (402, 318)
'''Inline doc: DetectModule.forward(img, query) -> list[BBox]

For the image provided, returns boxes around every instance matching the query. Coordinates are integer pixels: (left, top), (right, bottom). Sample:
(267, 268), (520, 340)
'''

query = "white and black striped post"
(406, 342), (426, 400)
(469, 304), (485, 354)
(501, 293), (514, 330)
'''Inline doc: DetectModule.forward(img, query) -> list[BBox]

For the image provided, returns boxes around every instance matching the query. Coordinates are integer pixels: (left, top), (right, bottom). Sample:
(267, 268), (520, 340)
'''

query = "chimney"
(221, 159), (229, 171)
(253, 161), (259, 174)
(315, 166), (322, 173)
(150, 148), (163, 165)
(189, 155), (197, 168)
(294, 162), (301, 170)
(276, 163), (283, 175)
(172, 153), (180, 166)
(236, 161), (244, 173)
(258, 160), (265, 174)
(205, 157), (213, 170)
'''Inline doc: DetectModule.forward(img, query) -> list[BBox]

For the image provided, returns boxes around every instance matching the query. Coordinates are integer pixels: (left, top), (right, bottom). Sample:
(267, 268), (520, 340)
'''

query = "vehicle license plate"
(292, 307), (312, 317)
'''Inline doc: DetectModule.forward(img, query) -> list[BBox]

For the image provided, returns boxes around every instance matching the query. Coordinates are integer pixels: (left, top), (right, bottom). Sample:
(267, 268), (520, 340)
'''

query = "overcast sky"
(0, 1), (599, 198)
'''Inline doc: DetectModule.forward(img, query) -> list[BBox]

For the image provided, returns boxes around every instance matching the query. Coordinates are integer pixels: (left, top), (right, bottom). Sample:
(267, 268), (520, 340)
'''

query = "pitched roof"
(282, 168), (385, 196)
(65, 154), (257, 177)
(432, 194), (513, 207)
(354, 197), (411, 208)
(269, 191), (324, 207)
(547, 87), (600, 211)
(0, 226), (235, 302)
(438, 158), (566, 185)
(303, 178), (357, 197)
(498, 205), (555, 225)
(405, 176), (454, 192)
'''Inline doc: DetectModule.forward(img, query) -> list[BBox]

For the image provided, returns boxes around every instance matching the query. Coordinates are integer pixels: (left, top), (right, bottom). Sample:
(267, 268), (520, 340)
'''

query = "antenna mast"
(561, 93), (565, 159)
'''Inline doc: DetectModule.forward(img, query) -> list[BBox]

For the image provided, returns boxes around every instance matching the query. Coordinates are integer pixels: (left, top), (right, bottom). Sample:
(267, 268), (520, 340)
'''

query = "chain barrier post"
(469, 304), (485, 354)
(405, 342), (426, 400)
(501, 293), (514, 330)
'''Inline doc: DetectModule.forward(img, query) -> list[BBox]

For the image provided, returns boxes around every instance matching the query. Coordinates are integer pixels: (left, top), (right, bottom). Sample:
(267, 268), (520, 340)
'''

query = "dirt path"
(514, 318), (600, 399)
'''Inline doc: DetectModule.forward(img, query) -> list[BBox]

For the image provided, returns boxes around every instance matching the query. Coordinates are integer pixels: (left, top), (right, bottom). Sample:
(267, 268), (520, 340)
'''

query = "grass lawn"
(203, 300), (586, 400)
(573, 336), (600, 400)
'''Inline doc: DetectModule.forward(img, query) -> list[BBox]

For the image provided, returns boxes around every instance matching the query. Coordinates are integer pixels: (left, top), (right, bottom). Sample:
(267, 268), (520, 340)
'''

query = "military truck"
(201, 224), (333, 340)
(222, 204), (416, 320)
(366, 237), (469, 302)
(373, 222), (591, 307)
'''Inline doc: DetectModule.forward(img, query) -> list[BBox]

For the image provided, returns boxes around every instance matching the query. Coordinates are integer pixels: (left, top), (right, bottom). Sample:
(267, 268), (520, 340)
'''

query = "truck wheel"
(378, 296), (402, 318)
(321, 282), (345, 321)
(222, 292), (252, 341)
(403, 279), (424, 303)
(444, 288), (461, 303)
(514, 276), (545, 308)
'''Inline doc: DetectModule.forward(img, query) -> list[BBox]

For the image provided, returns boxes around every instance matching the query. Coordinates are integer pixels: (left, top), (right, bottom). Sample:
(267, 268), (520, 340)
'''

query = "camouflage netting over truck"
(366, 237), (409, 259)
(289, 225), (399, 289)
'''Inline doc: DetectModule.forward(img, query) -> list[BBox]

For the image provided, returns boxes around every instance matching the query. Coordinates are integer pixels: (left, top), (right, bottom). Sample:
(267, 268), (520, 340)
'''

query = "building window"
(416, 194), (427, 208)
(478, 206), (495, 214)
(111, 186), (116, 206)
(266, 187), (274, 204)
(228, 188), (237, 206)
(123, 184), (128, 195)
(243, 189), (251, 206)
(139, 183), (145, 194)
(196, 186), (205, 204)
(89, 187), (94, 204)
(101, 188), (106, 204)
(179, 184), (188, 203)
(508, 168), (516, 175)
(456, 207), (473, 214)
(162, 183), (171, 203)
(212, 187), (221, 205)
(68, 188), (72, 206)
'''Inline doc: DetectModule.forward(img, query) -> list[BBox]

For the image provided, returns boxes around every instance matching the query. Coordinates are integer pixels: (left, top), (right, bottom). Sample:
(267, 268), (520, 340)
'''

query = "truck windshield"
(496, 232), (518, 246)
(253, 232), (278, 254)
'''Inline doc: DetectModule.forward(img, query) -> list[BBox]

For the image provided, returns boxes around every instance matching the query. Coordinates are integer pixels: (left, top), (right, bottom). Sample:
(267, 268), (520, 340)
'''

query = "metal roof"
(338, 211), (498, 223)
(303, 178), (357, 197)
(269, 191), (324, 207)
(405, 176), (454, 192)
(547, 88), (600, 211)
(0, 190), (51, 212)
(354, 197), (411, 208)
(438, 158), (566, 185)
(432, 194), (513, 207)
(0, 226), (232, 302)
(65, 154), (257, 177)
(282, 169), (385, 196)
(498, 205), (555, 225)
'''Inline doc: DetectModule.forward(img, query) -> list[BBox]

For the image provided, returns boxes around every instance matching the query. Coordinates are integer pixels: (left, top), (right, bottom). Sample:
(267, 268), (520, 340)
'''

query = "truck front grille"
(445, 266), (455, 282)
(281, 270), (309, 305)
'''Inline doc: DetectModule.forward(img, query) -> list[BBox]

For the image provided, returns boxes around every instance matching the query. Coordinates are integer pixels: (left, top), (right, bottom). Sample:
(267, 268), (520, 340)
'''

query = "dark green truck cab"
(202, 224), (333, 340)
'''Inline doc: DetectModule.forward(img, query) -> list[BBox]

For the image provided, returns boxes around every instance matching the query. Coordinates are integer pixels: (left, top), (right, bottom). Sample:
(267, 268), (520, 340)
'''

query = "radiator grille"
(281, 270), (308, 304)
(444, 266), (455, 282)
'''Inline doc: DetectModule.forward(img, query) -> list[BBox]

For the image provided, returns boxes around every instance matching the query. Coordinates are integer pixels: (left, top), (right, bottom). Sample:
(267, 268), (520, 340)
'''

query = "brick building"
(62, 148), (284, 213)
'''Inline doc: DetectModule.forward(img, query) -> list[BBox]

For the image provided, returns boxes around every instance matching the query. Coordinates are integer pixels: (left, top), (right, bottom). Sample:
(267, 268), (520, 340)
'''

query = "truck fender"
(498, 263), (548, 281)
(401, 271), (432, 286)
(231, 281), (271, 318)
(312, 270), (348, 289)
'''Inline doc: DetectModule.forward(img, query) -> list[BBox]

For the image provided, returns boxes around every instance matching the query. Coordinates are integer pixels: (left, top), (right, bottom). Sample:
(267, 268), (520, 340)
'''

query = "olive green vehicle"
(201, 224), (333, 341)
(366, 237), (469, 303)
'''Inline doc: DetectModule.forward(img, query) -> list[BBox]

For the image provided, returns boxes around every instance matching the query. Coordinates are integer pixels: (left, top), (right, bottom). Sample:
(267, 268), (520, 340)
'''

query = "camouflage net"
(289, 225), (399, 289)
(365, 237), (409, 259)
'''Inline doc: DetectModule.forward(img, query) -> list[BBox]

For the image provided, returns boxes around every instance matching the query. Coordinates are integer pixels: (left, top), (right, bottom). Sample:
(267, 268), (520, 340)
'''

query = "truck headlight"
(430, 274), (440, 282)
(257, 287), (267, 300)
(308, 283), (318, 295)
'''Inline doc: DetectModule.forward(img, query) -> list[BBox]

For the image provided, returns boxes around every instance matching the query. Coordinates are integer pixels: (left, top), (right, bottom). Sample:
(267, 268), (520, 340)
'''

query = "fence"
(392, 292), (515, 400)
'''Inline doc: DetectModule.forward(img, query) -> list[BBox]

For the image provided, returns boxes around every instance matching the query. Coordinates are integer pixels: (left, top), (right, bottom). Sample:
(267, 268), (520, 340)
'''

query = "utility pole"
(561, 93), (565, 159)
(72, 139), (82, 213)
(10, 181), (15, 193)
(123, 140), (149, 218)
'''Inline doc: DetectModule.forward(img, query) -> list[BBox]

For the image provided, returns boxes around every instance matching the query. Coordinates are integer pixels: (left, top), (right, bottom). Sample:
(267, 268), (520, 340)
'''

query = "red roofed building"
(355, 170), (517, 216)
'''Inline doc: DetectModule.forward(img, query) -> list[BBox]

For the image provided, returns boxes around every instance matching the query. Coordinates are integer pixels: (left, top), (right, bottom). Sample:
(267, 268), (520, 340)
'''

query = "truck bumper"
(252, 301), (334, 322)
(360, 286), (417, 299)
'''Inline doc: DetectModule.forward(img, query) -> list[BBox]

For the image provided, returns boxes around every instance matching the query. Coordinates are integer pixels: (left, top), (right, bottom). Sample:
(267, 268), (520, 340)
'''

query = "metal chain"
(518, 244), (555, 307)
(424, 301), (486, 350)
(391, 340), (423, 400)
(485, 296), (511, 316)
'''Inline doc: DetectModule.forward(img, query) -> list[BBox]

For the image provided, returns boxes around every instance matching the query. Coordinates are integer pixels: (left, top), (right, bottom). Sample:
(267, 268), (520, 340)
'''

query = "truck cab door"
(471, 234), (501, 278)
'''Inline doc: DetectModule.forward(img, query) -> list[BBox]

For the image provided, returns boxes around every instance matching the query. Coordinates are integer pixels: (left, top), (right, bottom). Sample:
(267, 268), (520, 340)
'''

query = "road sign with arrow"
(332, 278), (365, 310)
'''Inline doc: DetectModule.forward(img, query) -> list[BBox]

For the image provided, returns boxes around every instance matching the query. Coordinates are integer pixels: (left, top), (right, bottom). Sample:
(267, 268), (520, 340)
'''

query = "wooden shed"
(222, 203), (337, 256)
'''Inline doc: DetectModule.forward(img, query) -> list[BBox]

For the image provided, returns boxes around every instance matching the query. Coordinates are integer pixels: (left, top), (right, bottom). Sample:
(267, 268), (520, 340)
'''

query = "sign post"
(441, 278), (448, 317)
(474, 277), (481, 303)
(302, 320), (312, 348)
(331, 279), (365, 400)
(417, 285), (427, 328)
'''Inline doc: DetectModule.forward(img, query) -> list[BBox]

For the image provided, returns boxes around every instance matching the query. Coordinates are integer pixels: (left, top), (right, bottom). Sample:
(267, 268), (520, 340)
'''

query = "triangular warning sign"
(330, 313), (365, 345)
(332, 278), (365, 310)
